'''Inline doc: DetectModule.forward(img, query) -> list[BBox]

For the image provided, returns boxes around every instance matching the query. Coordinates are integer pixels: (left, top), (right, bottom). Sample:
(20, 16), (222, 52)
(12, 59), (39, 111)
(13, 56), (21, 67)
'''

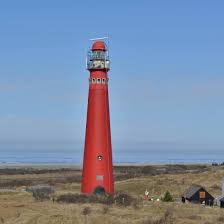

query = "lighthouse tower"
(81, 40), (114, 194)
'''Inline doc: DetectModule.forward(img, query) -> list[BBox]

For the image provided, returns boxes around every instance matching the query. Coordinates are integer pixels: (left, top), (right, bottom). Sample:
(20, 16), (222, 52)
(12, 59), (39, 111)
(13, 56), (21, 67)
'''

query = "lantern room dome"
(92, 41), (106, 51)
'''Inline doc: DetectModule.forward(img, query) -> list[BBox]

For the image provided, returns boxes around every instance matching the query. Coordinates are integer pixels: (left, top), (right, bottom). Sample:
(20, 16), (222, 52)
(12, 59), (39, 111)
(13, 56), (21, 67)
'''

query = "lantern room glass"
(87, 50), (110, 70)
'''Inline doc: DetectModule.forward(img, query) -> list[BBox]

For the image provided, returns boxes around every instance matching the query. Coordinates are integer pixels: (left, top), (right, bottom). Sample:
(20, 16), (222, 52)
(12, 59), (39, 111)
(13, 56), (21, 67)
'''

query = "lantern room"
(86, 41), (110, 71)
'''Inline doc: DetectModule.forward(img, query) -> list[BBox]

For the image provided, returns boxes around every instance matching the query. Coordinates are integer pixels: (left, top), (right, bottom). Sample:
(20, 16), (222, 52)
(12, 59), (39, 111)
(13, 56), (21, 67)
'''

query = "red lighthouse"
(81, 39), (114, 194)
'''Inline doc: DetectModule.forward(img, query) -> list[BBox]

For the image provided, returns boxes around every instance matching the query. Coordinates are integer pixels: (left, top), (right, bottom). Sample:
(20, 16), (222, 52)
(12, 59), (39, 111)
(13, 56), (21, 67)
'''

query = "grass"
(0, 164), (224, 223)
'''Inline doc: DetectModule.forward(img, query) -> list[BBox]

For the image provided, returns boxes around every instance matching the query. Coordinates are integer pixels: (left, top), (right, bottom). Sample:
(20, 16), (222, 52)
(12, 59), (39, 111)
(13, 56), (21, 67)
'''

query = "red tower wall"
(81, 43), (114, 194)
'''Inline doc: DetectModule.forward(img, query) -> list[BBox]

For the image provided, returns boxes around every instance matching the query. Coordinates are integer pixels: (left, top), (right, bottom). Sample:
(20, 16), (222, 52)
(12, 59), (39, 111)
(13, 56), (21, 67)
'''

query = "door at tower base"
(81, 40), (114, 194)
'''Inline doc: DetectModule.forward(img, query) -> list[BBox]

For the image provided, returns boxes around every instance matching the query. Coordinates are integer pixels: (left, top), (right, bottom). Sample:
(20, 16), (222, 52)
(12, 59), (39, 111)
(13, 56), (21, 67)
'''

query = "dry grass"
(0, 165), (224, 224)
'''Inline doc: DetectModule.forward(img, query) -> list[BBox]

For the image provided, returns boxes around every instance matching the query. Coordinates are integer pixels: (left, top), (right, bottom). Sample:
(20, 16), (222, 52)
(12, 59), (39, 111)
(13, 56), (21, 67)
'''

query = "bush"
(99, 194), (114, 205)
(141, 166), (156, 175)
(114, 192), (134, 206)
(102, 206), (109, 214)
(56, 192), (135, 206)
(28, 185), (54, 201)
(82, 207), (91, 215)
(161, 191), (173, 202)
(115, 173), (139, 181)
(56, 193), (114, 205)
(57, 193), (93, 203)
(0, 179), (32, 188)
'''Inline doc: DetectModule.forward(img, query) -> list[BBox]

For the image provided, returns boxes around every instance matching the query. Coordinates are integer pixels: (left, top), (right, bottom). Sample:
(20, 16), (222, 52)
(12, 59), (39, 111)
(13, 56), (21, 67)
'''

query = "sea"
(0, 148), (224, 165)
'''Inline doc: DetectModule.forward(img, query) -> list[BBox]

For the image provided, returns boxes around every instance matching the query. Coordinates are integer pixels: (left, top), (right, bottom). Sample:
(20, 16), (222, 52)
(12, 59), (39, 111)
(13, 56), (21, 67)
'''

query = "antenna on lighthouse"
(89, 37), (109, 41)
(89, 36), (110, 50)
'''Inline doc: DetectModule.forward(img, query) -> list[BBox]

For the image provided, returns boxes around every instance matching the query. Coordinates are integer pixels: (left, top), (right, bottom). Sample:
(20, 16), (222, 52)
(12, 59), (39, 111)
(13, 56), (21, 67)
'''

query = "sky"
(0, 0), (224, 154)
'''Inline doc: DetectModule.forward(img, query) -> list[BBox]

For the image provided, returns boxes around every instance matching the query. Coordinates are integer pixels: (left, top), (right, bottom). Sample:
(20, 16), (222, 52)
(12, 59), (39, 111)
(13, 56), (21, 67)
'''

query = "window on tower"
(92, 51), (106, 60)
(105, 60), (110, 69)
(96, 175), (104, 180)
(97, 78), (101, 84)
(92, 78), (96, 84)
(86, 49), (110, 70)
(97, 155), (103, 161)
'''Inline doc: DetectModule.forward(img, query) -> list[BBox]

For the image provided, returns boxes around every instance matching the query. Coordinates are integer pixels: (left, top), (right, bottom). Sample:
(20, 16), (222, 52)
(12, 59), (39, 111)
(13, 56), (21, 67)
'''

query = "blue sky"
(0, 0), (224, 153)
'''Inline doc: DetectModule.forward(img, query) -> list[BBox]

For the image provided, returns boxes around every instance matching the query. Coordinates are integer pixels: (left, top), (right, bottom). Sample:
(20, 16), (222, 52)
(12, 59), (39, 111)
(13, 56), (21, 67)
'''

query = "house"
(182, 184), (214, 206)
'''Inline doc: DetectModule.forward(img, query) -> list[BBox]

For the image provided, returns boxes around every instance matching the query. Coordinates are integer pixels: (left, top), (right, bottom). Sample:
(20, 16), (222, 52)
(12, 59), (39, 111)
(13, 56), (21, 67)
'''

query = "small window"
(199, 191), (205, 199)
(92, 78), (96, 84)
(96, 175), (104, 180)
(102, 78), (106, 84)
(97, 78), (101, 84)
(97, 155), (103, 161)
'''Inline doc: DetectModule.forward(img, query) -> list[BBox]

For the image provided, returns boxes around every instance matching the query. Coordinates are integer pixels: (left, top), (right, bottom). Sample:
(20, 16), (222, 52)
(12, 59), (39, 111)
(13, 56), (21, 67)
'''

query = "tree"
(162, 191), (173, 202)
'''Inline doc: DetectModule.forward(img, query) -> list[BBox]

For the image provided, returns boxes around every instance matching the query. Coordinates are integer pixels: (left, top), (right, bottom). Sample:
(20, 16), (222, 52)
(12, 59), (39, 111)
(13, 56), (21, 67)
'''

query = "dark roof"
(183, 184), (204, 198)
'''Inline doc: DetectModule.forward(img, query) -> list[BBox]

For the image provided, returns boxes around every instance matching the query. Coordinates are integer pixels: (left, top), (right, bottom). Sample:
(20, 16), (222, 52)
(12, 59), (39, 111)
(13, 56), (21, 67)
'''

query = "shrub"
(102, 206), (109, 214)
(0, 179), (32, 188)
(56, 192), (135, 206)
(57, 193), (93, 203)
(28, 185), (54, 201)
(99, 194), (114, 205)
(114, 192), (134, 206)
(141, 166), (156, 175)
(56, 193), (114, 205)
(161, 191), (173, 202)
(82, 207), (91, 215)
(115, 173), (139, 181)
